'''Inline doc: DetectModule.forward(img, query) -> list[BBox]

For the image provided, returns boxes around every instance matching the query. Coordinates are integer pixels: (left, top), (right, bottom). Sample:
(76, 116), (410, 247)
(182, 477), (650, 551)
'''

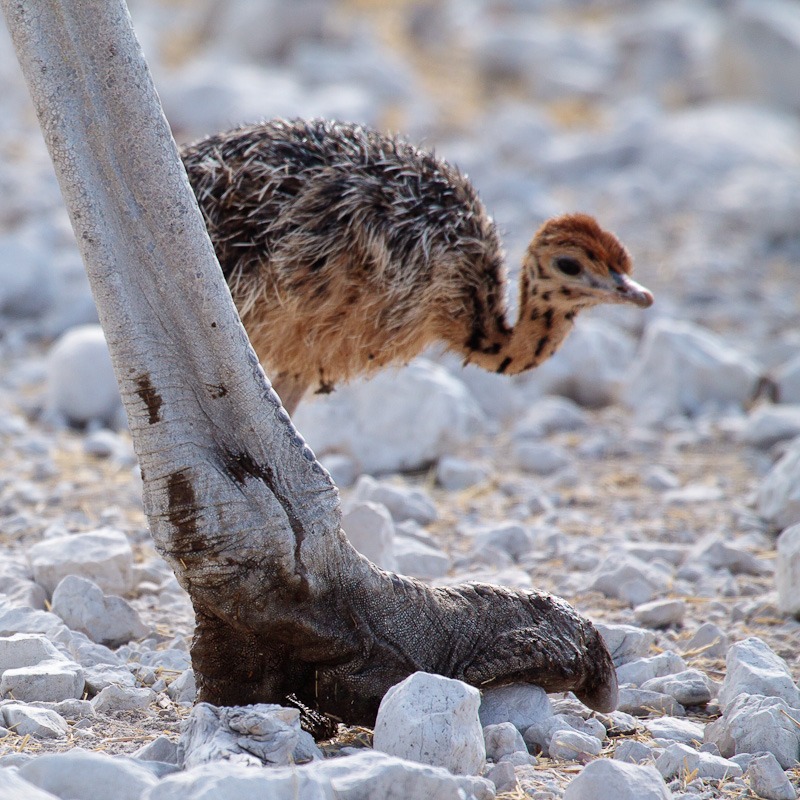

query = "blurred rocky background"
(2, 2), (800, 798)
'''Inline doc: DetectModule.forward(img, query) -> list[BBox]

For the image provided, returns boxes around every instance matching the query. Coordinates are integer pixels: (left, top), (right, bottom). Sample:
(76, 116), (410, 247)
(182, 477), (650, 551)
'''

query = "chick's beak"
(610, 271), (654, 308)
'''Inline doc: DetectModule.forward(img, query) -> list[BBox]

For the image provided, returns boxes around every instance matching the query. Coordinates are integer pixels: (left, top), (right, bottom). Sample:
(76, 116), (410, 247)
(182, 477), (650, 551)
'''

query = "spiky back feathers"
(181, 119), (509, 389)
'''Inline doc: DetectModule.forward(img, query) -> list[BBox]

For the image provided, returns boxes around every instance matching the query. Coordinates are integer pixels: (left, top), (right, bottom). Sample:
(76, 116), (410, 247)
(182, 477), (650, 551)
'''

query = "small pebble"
(634, 598), (686, 628)
(563, 758), (671, 799)
(746, 752), (798, 800)
(483, 721), (527, 761)
(548, 728), (602, 763)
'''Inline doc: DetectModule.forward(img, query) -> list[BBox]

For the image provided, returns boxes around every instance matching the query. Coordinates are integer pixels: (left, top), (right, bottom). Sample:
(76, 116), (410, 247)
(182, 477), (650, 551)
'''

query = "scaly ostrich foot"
(190, 546), (617, 731)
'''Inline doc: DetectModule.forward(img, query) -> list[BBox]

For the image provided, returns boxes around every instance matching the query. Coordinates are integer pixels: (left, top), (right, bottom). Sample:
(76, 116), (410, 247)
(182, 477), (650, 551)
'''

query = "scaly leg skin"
(191, 540), (617, 731)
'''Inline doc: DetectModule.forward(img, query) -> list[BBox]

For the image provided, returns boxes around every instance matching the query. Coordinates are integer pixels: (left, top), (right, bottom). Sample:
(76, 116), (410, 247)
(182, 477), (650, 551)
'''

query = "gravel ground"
(2, 0), (800, 797)
(2, 338), (799, 797)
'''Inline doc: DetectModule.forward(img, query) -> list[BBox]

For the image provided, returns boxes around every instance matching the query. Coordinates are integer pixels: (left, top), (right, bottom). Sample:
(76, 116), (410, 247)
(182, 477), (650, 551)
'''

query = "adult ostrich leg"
(2, 0), (617, 725)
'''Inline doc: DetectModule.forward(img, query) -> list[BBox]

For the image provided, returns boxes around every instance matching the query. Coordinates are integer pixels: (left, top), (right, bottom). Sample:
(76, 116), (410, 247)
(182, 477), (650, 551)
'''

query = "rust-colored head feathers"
(181, 119), (653, 413)
(523, 213), (652, 314)
(534, 213), (633, 275)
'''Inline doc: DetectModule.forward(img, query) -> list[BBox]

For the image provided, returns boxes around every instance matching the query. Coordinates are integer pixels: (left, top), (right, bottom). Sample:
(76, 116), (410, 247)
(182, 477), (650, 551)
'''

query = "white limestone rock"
(718, 637), (800, 708)
(51, 575), (148, 647)
(523, 713), (604, 758)
(641, 670), (712, 708)
(319, 453), (358, 488)
(19, 750), (158, 800)
(472, 522), (537, 563)
(482, 722), (527, 761)
(292, 359), (484, 474)
(563, 758), (671, 800)
(765, 334), (800, 373)
(684, 622), (729, 660)
(373, 672), (485, 775)
(593, 622), (655, 667)
(293, 730), (324, 764)
(741, 404), (800, 448)
(633, 598), (686, 629)
(615, 651), (686, 687)
(616, 687), (685, 717)
(45, 324), (122, 428)
(133, 734), (179, 765)
(290, 34), (420, 106)
(695, 537), (770, 576)
(313, 749), (489, 800)
(393, 535), (451, 580)
(83, 429), (134, 464)
(135, 647), (191, 673)
(145, 760), (334, 800)
(159, 53), (372, 140)
(478, 683), (552, 732)
(0, 555), (47, 610)
(443, 359), (523, 422)
(0, 600), (67, 638)
(776, 523), (800, 617)
(614, 739), (660, 766)
(512, 441), (572, 476)
(476, 19), (617, 102)
(776, 354), (800, 404)
(204, 0), (333, 65)
(31, 698), (95, 720)
(655, 741), (742, 781)
(167, 668), (196, 705)
(341, 501), (396, 571)
(436, 456), (490, 491)
(613, 739), (657, 764)
(483, 760), (518, 794)
(704, 694), (800, 769)
(0, 633), (84, 702)
(714, 0), (800, 113)
(0, 632), (62, 672)
(746, 752), (798, 800)
(643, 717), (704, 747)
(0, 575), (48, 610)
(26, 527), (135, 597)
(0, 769), (61, 800)
(635, 102), (800, 227)
(642, 466), (681, 491)
(603, 709), (640, 738)
(548, 728), (602, 763)
(91, 685), (155, 714)
(83, 664), (136, 694)
(1, 703), (68, 738)
(663, 483), (724, 506)
(588, 555), (669, 607)
(1, 659), (84, 703)
(622, 318), (761, 424)
(178, 702), (300, 770)
(68, 631), (124, 668)
(498, 750), (537, 769)
(756, 436), (800, 530)
(513, 396), (589, 438)
(351, 475), (438, 525)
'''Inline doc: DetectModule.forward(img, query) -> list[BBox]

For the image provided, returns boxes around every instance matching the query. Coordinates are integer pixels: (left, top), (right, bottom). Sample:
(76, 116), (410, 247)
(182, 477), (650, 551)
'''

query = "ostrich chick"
(182, 119), (653, 414)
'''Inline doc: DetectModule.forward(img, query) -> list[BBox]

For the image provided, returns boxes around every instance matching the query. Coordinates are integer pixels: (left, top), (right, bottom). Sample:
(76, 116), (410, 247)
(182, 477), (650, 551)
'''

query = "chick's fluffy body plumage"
(181, 119), (651, 406)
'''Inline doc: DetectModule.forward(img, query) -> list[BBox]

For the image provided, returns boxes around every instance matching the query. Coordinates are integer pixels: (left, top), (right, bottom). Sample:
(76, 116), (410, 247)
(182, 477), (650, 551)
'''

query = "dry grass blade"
(779, 708), (800, 729)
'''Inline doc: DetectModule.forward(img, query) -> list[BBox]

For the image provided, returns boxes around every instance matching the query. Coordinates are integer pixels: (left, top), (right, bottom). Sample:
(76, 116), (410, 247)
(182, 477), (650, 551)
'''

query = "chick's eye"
(554, 257), (582, 276)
